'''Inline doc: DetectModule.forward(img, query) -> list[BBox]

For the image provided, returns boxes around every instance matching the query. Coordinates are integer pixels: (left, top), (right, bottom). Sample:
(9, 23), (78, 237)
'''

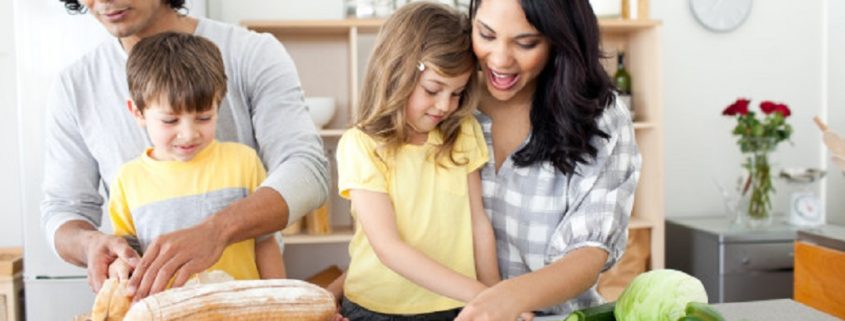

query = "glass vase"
(738, 138), (777, 228)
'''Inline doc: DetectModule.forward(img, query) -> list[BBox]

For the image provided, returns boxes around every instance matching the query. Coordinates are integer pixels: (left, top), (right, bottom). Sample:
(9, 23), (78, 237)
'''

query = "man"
(43, 0), (328, 300)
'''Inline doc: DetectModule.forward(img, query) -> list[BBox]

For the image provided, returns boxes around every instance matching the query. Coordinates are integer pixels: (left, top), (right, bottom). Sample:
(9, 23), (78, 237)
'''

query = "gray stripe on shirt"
(132, 188), (248, 252)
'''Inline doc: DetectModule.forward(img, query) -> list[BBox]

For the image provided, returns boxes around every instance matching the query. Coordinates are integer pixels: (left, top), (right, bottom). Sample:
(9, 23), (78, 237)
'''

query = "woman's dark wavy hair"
(470, 0), (616, 175)
(60, 0), (186, 14)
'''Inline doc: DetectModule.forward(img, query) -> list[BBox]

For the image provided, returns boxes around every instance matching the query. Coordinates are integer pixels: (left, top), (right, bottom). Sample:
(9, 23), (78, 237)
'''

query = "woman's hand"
(455, 285), (533, 321)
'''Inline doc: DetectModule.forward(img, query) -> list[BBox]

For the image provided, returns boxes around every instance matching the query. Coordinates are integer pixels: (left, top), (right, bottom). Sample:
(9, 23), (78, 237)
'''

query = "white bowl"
(305, 97), (336, 128)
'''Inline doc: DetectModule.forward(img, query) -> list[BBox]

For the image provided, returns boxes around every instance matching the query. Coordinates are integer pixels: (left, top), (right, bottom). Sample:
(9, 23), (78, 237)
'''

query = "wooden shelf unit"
(244, 18), (664, 290)
(285, 226), (354, 245)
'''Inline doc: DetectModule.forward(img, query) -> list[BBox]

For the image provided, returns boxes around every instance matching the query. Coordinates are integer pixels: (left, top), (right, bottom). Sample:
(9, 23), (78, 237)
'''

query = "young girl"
(336, 2), (498, 320)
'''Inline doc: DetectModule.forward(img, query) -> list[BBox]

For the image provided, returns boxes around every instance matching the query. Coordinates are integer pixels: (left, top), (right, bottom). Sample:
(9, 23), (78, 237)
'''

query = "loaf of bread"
(91, 278), (132, 321)
(91, 278), (117, 321)
(123, 279), (336, 321)
(108, 280), (132, 321)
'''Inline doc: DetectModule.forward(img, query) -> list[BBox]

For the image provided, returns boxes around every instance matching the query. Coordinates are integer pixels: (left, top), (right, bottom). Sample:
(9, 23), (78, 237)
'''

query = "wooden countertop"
(798, 224), (845, 251)
(535, 299), (838, 321)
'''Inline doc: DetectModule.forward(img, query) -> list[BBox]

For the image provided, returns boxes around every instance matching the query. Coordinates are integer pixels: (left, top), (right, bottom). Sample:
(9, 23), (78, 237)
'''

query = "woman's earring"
(418, 62), (426, 72)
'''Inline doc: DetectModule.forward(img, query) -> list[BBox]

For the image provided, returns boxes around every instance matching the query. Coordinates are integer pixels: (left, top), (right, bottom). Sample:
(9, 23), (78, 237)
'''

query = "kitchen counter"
(794, 224), (845, 319)
(666, 216), (801, 241)
(534, 299), (839, 321)
(797, 224), (845, 251)
(712, 299), (839, 321)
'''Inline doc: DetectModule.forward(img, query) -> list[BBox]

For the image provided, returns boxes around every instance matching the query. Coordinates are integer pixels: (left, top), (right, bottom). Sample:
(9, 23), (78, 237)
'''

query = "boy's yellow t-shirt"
(337, 117), (489, 314)
(108, 140), (266, 281)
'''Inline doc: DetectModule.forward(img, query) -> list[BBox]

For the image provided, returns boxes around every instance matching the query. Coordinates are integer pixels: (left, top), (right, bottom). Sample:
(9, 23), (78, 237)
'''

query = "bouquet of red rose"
(722, 98), (792, 224)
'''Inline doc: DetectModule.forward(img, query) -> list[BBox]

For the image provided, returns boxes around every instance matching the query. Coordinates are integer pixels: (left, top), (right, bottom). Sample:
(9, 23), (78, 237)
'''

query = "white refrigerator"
(14, 1), (205, 320)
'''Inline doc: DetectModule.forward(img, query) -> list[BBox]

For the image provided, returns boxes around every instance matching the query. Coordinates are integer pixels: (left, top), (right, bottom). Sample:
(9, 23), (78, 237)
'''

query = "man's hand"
(54, 221), (140, 293)
(126, 221), (226, 301)
(84, 232), (141, 293)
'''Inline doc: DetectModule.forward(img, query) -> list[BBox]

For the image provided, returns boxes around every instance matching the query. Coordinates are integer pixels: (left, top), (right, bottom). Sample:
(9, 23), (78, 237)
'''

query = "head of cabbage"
(614, 269), (708, 321)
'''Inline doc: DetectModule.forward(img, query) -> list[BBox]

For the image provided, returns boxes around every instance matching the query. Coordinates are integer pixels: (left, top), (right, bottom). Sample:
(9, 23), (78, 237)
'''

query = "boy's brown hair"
(127, 32), (227, 114)
(355, 1), (479, 166)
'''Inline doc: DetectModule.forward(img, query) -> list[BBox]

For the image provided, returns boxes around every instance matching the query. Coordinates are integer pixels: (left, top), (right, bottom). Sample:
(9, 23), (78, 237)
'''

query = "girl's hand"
(519, 312), (535, 321)
(454, 286), (529, 321)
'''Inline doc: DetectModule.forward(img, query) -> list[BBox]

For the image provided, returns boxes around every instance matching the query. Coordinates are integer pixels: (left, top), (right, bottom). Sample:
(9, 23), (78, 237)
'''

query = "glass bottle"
(614, 51), (634, 118)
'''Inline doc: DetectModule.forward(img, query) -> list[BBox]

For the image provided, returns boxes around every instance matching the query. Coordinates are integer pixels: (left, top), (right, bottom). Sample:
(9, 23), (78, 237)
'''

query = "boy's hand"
(108, 258), (134, 280)
(85, 231), (140, 293)
(126, 222), (226, 301)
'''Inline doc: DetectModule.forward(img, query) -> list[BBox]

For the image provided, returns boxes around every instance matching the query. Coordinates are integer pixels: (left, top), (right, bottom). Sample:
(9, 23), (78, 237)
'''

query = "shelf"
(242, 19), (384, 35)
(325, 123), (652, 136)
(285, 226), (354, 245)
(244, 18), (661, 36)
(283, 219), (653, 243)
(629, 217), (657, 229)
(319, 129), (346, 137)
(633, 122), (657, 130)
(598, 18), (661, 33)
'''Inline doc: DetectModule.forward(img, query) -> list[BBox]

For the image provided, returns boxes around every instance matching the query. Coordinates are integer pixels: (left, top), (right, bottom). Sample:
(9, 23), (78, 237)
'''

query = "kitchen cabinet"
(794, 225), (845, 319)
(666, 216), (799, 303)
(242, 17), (664, 293)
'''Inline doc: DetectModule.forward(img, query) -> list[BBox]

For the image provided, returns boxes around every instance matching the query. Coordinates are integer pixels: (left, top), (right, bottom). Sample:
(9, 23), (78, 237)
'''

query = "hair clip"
(418, 61), (426, 72)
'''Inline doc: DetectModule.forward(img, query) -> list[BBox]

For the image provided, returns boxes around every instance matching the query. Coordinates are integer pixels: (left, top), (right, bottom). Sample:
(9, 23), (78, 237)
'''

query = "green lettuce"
(614, 269), (708, 321)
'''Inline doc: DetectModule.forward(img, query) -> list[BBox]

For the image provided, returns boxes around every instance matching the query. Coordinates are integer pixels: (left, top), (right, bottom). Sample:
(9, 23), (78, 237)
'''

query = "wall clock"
(690, 0), (753, 33)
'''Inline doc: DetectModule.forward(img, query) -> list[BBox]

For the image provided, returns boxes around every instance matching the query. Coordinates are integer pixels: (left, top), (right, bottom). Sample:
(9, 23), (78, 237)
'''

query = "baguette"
(124, 279), (335, 321)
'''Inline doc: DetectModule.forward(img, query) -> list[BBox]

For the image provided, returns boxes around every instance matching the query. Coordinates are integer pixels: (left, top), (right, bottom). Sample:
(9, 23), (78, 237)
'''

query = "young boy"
(107, 32), (285, 282)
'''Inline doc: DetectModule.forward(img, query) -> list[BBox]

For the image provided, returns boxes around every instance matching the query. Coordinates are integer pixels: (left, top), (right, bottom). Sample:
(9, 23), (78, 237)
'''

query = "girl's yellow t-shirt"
(337, 117), (489, 314)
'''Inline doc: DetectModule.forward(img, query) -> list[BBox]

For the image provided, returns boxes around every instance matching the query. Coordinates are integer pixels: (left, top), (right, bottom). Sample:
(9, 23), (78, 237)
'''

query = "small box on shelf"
(0, 249), (21, 277)
(306, 204), (333, 235)
(305, 265), (343, 288)
(0, 247), (23, 321)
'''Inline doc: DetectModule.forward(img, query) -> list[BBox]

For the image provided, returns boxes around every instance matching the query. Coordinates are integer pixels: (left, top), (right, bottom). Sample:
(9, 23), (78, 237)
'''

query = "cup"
(589, 0), (621, 18)
(304, 97), (336, 129)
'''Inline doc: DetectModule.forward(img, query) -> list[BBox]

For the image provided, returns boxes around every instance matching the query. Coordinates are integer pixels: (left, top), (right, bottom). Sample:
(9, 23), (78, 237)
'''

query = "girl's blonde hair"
(355, 1), (479, 166)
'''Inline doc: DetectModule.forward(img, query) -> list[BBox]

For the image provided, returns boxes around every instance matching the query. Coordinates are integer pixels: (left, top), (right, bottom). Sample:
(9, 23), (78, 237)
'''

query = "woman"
(455, 0), (641, 319)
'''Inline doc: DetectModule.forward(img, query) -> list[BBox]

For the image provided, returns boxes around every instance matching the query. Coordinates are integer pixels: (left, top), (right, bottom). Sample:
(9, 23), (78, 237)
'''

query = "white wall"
(826, 0), (845, 225)
(208, 0), (345, 24)
(0, 0), (22, 247)
(654, 0), (827, 220)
